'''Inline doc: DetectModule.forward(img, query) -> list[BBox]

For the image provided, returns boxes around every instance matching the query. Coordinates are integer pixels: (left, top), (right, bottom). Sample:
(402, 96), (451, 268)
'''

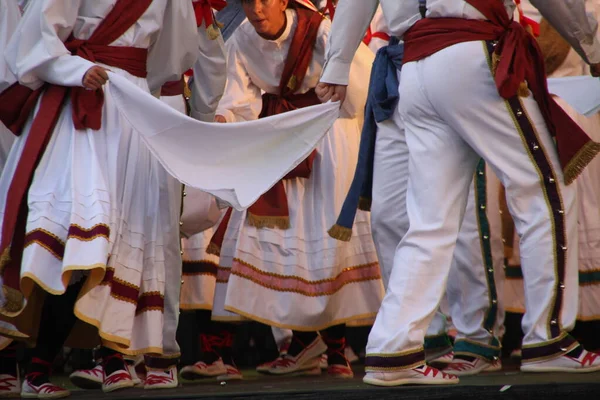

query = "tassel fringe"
(206, 243), (221, 257)
(1, 286), (23, 315)
(0, 248), (10, 272)
(246, 214), (290, 230)
(491, 52), (530, 97)
(328, 224), (353, 242)
(518, 82), (530, 97)
(563, 141), (600, 185)
(358, 197), (372, 212)
(207, 24), (220, 40)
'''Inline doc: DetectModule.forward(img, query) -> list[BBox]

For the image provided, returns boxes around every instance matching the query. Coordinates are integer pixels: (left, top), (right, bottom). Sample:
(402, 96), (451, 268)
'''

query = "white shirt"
(321, 0), (600, 85)
(6, 0), (199, 93)
(216, 9), (332, 122)
(217, 8), (373, 129)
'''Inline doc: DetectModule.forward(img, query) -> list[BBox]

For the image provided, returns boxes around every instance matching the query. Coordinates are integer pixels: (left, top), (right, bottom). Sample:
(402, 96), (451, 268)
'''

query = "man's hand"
(214, 115), (227, 123)
(591, 63), (600, 77)
(316, 82), (347, 104)
(82, 66), (109, 90)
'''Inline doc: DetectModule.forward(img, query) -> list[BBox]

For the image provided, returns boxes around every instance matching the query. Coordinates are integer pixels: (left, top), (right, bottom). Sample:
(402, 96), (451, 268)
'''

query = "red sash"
(0, 0), (153, 298)
(402, 0), (599, 185)
(161, 77), (186, 97)
(207, 8), (324, 255)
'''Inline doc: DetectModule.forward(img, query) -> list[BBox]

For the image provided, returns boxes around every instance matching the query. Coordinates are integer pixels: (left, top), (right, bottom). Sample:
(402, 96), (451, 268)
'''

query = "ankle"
(26, 358), (53, 386)
(287, 332), (318, 357)
(101, 349), (127, 376)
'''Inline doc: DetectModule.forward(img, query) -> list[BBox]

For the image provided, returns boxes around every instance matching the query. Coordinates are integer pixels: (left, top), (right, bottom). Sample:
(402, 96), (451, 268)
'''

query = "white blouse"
(6, 0), (199, 93)
(217, 8), (372, 125)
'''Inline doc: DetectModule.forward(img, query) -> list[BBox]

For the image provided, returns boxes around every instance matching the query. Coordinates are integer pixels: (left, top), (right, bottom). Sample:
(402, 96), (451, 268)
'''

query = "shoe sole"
(363, 377), (460, 387)
(269, 357), (321, 375)
(216, 374), (243, 381)
(521, 364), (600, 373)
(69, 375), (103, 390)
(180, 370), (226, 380)
(483, 365), (503, 373)
(329, 373), (354, 379)
(102, 381), (135, 393)
(21, 392), (71, 400)
(0, 393), (20, 399)
(446, 365), (491, 377)
(144, 383), (179, 390)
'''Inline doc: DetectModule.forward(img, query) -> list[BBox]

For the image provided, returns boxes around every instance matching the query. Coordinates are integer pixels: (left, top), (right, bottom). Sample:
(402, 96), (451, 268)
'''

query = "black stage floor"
(56, 361), (600, 400)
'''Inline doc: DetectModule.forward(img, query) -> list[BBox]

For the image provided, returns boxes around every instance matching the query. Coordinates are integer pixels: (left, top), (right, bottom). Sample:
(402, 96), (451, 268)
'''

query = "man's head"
(241, 0), (289, 39)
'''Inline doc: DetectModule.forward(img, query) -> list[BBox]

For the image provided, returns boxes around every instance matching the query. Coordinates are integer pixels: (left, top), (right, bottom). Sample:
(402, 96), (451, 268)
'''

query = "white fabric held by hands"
(107, 73), (339, 210)
(548, 76), (600, 117)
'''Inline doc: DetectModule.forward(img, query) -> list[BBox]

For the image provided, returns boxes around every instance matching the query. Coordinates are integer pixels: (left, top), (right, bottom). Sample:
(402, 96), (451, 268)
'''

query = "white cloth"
(367, 40), (577, 368)
(321, 0), (600, 86)
(0, 0), (199, 354)
(208, 9), (383, 329)
(110, 73), (341, 211)
(188, 25), (227, 122)
(548, 76), (600, 117)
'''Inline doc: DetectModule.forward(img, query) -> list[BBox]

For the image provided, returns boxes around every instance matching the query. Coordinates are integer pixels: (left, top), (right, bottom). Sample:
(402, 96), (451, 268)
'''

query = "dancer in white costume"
(67, 2), (229, 391)
(333, 4), (505, 377)
(319, 0), (600, 386)
(0, 0), (199, 396)
(183, 0), (382, 379)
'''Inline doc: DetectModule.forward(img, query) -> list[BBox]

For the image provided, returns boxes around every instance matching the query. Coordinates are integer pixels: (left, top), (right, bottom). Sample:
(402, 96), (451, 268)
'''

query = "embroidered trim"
(485, 40), (568, 341)
(246, 213), (291, 230)
(521, 333), (578, 363)
(563, 141), (600, 185)
(67, 224), (110, 242)
(473, 160), (499, 334)
(365, 347), (426, 371)
(230, 259), (381, 296)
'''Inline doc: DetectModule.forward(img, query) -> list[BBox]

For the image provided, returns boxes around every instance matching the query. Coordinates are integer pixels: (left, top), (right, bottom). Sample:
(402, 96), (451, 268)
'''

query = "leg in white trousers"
(365, 41), (577, 372)
(370, 79), (505, 362)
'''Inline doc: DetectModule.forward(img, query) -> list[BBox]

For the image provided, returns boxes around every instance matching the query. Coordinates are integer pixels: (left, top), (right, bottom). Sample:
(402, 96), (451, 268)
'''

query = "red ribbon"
(193, 0), (227, 28)
(514, 0), (540, 37)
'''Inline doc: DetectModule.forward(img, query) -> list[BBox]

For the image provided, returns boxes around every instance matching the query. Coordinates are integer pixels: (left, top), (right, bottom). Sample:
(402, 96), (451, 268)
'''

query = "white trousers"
(371, 88), (505, 360)
(366, 41), (578, 371)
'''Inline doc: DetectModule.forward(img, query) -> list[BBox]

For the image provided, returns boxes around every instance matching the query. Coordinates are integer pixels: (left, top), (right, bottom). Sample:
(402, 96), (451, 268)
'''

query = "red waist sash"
(403, 0), (599, 185)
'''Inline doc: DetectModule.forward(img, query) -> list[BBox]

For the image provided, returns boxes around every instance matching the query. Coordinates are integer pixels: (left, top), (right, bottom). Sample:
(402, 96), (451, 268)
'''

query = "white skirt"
(180, 226), (221, 311)
(215, 117), (384, 331)
(0, 67), (173, 355)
